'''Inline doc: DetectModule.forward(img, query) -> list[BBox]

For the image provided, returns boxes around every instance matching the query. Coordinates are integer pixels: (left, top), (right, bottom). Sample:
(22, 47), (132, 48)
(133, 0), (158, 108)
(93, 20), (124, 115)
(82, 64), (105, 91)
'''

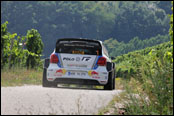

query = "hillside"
(113, 41), (172, 78)
(104, 34), (170, 57)
(99, 41), (173, 115)
(1, 1), (172, 57)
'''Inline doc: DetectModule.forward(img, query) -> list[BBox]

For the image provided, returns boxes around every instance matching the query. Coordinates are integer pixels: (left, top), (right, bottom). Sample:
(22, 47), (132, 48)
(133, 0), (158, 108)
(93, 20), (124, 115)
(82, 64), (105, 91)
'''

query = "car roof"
(56, 38), (102, 45)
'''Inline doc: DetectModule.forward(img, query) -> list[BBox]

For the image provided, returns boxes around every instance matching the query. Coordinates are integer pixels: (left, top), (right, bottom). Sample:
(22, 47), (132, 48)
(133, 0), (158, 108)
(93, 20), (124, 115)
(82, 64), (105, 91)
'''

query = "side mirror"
(111, 57), (115, 60)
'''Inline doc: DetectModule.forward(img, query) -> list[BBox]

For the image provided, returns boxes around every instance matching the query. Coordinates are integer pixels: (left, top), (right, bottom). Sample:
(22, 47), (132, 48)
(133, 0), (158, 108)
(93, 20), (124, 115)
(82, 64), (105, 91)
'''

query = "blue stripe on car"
(93, 56), (102, 70)
(55, 53), (62, 68)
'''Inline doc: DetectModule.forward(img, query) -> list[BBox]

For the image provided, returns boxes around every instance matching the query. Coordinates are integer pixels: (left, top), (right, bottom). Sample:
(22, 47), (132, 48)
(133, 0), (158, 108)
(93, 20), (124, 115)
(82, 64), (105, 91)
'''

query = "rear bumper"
(47, 64), (109, 85)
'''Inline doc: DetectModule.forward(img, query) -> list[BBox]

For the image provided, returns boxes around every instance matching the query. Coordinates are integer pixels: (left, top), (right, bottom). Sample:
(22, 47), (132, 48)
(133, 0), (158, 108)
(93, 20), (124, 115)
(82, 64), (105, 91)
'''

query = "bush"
(123, 48), (173, 115)
(26, 29), (44, 69)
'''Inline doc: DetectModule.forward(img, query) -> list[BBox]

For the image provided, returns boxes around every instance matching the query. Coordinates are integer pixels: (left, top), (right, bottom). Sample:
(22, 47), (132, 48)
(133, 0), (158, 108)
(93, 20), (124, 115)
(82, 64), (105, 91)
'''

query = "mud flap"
(106, 62), (112, 72)
(105, 62), (116, 90)
(44, 58), (50, 68)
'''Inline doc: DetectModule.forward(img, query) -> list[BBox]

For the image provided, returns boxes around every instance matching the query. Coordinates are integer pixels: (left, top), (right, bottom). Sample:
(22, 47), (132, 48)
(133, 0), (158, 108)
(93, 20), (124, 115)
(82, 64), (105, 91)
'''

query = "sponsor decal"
(67, 64), (75, 67)
(78, 65), (87, 68)
(67, 64), (87, 68)
(105, 76), (107, 79)
(82, 57), (91, 61)
(102, 72), (107, 74)
(63, 57), (91, 62)
(88, 70), (93, 76)
(54, 69), (66, 76)
(77, 72), (81, 76)
(68, 71), (75, 76)
(88, 70), (100, 79)
(81, 72), (86, 76)
(68, 71), (86, 76)
(76, 57), (80, 61)
(63, 57), (75, 61)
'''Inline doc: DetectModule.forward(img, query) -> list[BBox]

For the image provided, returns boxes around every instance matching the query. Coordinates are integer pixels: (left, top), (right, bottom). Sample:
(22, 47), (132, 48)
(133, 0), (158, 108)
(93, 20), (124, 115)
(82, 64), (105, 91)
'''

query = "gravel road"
(1, 85), (122, 115)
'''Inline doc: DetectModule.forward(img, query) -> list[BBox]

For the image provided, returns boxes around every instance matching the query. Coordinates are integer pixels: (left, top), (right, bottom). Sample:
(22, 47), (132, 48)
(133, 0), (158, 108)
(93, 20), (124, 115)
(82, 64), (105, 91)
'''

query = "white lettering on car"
(63, 57), (91, 61)
(82, 57), (91, 61)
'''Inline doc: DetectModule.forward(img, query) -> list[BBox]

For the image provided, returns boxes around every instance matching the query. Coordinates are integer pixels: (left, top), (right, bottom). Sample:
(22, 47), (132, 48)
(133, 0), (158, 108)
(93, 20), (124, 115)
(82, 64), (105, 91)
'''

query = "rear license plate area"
(67, 71), (87, 77)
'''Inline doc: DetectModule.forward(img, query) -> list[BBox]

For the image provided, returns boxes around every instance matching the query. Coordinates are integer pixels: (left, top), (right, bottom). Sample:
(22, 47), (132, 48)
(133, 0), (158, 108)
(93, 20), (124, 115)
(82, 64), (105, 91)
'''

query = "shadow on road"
(49, 84), (113, 91)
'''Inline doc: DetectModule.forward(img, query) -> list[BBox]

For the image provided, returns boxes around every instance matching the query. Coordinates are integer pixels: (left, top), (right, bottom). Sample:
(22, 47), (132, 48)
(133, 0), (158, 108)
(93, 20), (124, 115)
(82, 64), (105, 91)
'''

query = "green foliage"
(113, 39), (173, 115)
(26, 29), (44, 69)
(113, 4), (173, 114)
(1, 21), (22, 68)
(114, 41), (172, 78)
(1, 22), (43, 69)
(1, 21), (9, 67)
(167, 1), (173, 65)
(1, 67), (42, 86)
(122, 45), (173, 115)
(104, 34), (170, 57)
(169, 1), (173, 45)
(111, 1), (171, 42)
(1, 1), (172, 57)
(113, 41), (173, 115)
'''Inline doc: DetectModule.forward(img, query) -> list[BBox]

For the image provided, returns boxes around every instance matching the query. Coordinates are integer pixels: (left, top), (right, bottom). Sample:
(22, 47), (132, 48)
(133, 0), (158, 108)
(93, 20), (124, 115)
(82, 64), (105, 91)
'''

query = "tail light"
(50, 54), (59, 63)
(97, 57), (106, 66)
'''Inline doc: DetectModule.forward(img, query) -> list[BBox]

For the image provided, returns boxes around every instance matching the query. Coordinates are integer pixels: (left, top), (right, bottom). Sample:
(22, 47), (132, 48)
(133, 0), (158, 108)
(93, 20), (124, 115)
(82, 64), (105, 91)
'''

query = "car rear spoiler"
(56, 38), (101, 46)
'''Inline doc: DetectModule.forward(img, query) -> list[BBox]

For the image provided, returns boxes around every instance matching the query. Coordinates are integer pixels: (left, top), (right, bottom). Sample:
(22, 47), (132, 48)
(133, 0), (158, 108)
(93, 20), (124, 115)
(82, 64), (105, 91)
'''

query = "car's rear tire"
(104, 72), (114, 90)
(113, 66), (116, 90)
(42, 68), (57, 87)
(113, 78), (115, 89)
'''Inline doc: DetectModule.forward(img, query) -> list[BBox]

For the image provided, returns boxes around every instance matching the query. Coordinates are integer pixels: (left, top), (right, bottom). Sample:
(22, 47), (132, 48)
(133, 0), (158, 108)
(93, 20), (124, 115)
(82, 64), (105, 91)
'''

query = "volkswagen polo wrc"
(42, 38), (116, 90)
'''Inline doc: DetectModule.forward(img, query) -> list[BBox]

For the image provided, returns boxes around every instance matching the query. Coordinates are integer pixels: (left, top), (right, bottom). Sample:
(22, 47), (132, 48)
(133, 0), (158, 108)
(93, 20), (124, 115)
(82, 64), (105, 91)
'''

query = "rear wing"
(56, 38), (101, 46)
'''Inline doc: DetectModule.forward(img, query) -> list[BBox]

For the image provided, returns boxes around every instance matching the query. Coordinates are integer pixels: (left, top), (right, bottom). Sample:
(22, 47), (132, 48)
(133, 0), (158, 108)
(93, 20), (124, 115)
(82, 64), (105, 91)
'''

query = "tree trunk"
(9, 37), (14, 69)
(1, 45), (4, 69)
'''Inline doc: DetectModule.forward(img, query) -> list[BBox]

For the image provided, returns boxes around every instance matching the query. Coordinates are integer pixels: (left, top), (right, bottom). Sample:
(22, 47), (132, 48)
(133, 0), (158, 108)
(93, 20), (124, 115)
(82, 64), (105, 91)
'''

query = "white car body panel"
(47, 53), (109, 85)
(46, 38), (112, 85)
(60, 53), (97, 69)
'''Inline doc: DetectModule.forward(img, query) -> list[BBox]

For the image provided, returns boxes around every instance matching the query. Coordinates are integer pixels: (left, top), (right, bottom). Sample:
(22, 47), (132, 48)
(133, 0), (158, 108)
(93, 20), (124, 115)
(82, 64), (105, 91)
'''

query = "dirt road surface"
(1, 85), (122, 115)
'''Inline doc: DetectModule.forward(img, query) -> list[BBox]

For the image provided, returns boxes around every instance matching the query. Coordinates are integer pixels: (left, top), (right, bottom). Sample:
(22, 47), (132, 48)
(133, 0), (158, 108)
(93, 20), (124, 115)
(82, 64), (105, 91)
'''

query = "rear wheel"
(104, 72), (114, 90)
(113, 72), (115, 90)
(42, 68), (57, 87)
(113, 79), (115, 90)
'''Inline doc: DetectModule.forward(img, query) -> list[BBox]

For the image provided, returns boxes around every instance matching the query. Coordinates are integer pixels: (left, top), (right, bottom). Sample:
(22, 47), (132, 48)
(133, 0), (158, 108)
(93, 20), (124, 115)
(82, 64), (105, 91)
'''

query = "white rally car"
(42, 38), (116, 90)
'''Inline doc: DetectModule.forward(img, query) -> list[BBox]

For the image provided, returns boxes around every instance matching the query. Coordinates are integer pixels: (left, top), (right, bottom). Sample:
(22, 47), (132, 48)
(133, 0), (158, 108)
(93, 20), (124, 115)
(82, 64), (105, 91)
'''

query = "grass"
(1, 67), (43, 87)
(1, 66), (115, 90)
(98, 42), (173, 115)
(98, 77), (125, 115)
(98, 90), (128, 115)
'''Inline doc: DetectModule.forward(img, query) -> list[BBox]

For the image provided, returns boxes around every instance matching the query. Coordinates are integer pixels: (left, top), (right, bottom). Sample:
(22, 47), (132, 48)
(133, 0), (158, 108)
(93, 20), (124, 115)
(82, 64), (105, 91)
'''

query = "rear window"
(56, 40), (102, 55)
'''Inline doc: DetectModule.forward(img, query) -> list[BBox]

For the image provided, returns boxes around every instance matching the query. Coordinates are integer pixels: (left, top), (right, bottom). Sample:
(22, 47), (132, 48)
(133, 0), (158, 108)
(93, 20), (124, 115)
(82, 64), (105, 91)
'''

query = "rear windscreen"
(56, 40), (102, 55)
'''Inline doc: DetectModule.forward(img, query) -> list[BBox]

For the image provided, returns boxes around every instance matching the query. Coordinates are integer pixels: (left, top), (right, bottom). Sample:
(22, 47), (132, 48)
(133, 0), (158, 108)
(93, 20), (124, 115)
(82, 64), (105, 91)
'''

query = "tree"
(1, 21), (10, 68)
(1, 1), (171, 57)
(169, 1), (173, 45)
(26, 29), (43, 68)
